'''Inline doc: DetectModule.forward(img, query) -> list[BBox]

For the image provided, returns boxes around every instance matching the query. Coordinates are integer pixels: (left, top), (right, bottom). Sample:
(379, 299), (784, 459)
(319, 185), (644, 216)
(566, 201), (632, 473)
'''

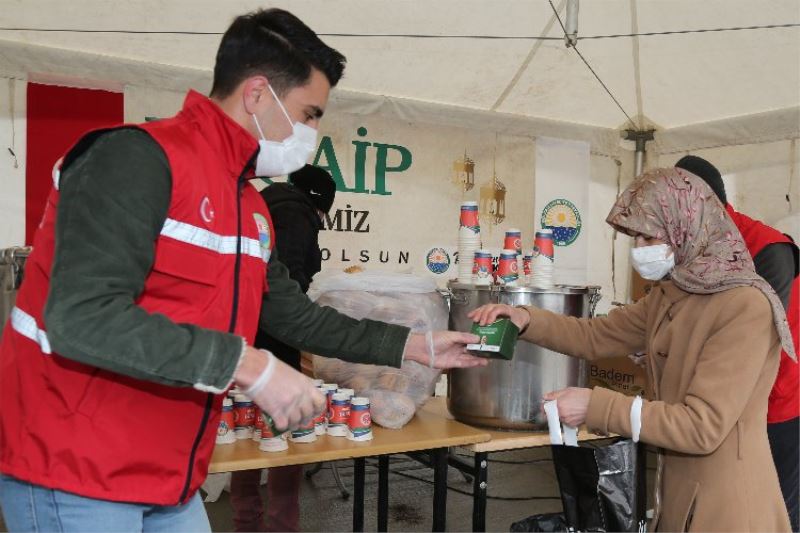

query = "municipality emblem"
(541, 199), (582, 246)
(253, 214), (272, 262)
(425, 247), (451, 274)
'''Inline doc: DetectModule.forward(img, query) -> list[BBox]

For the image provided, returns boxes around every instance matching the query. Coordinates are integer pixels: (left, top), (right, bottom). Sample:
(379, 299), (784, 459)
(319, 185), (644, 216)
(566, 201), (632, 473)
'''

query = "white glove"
(235, 347), (325, 431)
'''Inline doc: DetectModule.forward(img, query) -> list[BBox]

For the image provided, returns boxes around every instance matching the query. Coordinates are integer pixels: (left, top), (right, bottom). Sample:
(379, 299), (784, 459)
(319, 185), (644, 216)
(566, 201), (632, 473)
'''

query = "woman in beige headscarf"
(471, 168), (795, 532)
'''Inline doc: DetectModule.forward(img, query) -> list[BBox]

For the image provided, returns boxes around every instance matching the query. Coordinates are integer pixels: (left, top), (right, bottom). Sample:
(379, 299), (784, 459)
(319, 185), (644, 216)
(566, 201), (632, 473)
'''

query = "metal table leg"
(353, 457), (366, 532)
(432, 448), (448, 532)
(472, 452), (488, 532)
(378, 455), (390, 531)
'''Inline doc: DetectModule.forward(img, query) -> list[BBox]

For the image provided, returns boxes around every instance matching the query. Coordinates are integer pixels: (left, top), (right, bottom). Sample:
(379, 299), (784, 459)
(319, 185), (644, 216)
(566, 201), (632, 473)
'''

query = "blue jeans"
(0, 475), (211, 532)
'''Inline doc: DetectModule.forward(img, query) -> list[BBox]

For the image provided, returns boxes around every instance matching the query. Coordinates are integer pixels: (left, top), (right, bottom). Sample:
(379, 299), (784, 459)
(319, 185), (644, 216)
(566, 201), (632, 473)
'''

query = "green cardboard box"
(467, 318), (519, 360)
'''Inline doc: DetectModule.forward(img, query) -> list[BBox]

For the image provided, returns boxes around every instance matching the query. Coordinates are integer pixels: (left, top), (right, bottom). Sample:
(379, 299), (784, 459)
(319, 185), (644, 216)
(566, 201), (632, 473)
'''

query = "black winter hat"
(289, 165), (337, 213)
(675, 155), (727, 205)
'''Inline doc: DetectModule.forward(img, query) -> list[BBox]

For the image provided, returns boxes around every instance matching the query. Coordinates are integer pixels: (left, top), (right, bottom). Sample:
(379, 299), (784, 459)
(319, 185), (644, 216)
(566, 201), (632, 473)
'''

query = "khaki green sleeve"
(44, 128), (243, 392)
(260, 255), (410, 368)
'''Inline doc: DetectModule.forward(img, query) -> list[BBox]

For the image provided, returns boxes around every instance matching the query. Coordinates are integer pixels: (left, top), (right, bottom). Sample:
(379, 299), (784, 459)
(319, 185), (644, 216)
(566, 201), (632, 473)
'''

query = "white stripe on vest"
(160, 218), (270, 263)
(10, 306), (52, 354)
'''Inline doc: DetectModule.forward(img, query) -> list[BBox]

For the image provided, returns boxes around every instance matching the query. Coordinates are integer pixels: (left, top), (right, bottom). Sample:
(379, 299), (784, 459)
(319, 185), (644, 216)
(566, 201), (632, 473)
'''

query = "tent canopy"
(1, 0), (798, 149)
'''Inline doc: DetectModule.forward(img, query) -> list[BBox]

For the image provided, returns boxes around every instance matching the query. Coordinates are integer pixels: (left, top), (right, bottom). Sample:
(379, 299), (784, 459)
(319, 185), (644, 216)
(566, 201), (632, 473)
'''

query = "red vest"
(0, 91), (273, 504)
(727, 205), (799, 423)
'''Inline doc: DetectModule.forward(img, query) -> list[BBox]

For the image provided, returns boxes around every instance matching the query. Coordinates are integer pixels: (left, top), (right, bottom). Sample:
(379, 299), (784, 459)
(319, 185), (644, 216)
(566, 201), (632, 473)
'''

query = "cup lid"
(350, 397), (370, 406)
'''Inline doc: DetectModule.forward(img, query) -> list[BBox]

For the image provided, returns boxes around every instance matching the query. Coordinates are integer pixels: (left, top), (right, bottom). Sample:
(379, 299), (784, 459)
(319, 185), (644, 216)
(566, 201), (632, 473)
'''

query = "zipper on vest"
(178, 156), (256, 504)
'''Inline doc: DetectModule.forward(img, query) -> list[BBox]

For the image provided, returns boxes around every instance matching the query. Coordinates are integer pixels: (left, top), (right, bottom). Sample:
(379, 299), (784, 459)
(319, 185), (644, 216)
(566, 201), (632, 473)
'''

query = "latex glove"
(467, 303), (531, 332)
(404, 331), (488, 369)
(234, 346), (325, 431)
(542, 387), (592, 427)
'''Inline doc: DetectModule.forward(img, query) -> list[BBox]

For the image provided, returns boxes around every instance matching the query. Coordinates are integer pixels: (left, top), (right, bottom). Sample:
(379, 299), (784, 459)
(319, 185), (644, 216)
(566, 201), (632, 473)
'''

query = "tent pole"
(624, 129), (655, 177)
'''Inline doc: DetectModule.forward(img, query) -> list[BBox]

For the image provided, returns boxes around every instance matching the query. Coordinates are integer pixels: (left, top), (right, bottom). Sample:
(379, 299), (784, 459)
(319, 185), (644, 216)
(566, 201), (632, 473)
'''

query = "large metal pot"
(446, 282), (600, 430)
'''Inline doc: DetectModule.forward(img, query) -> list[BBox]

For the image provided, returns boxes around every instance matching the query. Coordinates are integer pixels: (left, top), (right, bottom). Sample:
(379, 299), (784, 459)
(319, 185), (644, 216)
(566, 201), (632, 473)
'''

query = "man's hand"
(542, 387), (592, 427)
(467, 304), (531, 332)
(234, 346), (325, 431)
(404, 331), (489, 369)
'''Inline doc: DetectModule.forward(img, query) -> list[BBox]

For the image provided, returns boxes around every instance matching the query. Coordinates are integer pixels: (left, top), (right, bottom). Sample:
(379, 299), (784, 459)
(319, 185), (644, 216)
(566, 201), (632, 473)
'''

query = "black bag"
(510, 512), (569, 532)
(550, 438), (646, 532)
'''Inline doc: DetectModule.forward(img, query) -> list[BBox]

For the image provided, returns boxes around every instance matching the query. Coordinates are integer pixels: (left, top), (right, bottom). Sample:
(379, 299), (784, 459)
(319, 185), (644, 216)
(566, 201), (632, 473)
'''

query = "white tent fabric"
(0, 0), (798, 151)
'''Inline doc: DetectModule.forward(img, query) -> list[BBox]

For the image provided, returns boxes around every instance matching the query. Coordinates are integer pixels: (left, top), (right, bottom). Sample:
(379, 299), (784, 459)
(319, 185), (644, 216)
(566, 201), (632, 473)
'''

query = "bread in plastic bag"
(310, 272), (447, 429)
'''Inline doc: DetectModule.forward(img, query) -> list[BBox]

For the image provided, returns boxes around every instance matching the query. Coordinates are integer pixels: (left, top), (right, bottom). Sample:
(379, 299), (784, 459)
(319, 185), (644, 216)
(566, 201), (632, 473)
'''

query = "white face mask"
(252, 85), (318, 177)
(630, 243), (675, 280)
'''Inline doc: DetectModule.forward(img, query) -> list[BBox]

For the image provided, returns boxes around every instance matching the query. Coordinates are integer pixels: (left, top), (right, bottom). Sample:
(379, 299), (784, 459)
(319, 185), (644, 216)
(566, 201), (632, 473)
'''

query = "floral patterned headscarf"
(606, 167), (795, 359)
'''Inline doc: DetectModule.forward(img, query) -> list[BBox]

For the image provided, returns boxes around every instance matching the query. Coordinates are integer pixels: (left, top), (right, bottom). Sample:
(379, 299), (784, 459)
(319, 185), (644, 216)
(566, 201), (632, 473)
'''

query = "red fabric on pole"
(25, 83), (123, 244)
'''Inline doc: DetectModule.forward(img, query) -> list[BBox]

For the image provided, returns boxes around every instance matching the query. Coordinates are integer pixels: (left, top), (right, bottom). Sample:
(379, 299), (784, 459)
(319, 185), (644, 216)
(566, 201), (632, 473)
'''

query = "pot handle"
(588, 290), (602, 317)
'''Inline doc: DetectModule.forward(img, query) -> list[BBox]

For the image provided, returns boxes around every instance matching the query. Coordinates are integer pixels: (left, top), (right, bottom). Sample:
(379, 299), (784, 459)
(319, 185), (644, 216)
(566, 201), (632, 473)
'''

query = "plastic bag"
(510, 513), (569, 532)
(311, 272), (447, 429)
(551, 439), (646, 532)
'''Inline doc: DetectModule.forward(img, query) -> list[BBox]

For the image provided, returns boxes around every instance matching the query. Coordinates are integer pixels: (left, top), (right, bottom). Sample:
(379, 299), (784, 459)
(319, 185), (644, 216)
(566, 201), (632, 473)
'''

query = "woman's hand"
(467, 303), (531, 332)
(542, 387), (592, 427)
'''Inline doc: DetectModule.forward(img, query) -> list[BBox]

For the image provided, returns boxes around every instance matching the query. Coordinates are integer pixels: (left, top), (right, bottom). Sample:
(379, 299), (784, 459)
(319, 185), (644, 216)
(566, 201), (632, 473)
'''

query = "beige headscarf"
(606, 167), (795, 360)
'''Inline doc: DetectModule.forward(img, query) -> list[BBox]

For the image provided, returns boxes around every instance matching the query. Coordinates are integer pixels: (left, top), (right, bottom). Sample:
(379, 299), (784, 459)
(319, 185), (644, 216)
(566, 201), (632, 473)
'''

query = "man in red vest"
(0, 9), (485, 532)
(677, 156), (799, 531)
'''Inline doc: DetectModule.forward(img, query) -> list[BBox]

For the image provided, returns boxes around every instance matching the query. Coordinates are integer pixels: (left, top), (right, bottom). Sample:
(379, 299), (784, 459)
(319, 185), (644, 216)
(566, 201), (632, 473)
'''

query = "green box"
(467, 318), (519, 360)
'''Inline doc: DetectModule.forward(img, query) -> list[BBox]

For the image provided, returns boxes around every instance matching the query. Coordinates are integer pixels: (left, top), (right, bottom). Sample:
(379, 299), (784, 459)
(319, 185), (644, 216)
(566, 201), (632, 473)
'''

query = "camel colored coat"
(522, 280), (790, 532)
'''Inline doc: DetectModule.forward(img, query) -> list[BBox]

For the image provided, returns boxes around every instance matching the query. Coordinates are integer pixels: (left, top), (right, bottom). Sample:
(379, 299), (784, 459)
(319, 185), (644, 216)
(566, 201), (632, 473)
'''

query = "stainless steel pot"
(446, 282), (601, 430)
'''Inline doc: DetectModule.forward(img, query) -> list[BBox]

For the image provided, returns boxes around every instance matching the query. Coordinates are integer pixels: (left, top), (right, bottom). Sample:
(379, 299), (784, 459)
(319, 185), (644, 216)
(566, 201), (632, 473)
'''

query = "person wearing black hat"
(676, 155), (799, 532)
(230, 164), (336, 532)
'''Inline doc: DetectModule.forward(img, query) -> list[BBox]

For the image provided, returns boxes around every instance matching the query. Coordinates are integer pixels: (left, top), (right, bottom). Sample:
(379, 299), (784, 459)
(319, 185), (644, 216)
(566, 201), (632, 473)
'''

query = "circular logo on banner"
(541, 199), (582, 246)
(425, 247), (451, 274)
(252, 214), (272, 262)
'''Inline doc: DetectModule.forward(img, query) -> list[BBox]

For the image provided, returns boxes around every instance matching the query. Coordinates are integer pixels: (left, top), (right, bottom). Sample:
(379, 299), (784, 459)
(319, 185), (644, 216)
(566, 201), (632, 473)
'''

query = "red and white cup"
(233, 394), (256, 439)
(473, 250), (494, 285)
(503, 229), (522, 255)
(497, 249), (519, 286)
(327, 392), (351, 437)
(216, 397), (237, 445)
(459, 201), (480, 236)
(347, 397), (373, 441)
(533, 229), (555, 264)
(259, 412), (289, 452)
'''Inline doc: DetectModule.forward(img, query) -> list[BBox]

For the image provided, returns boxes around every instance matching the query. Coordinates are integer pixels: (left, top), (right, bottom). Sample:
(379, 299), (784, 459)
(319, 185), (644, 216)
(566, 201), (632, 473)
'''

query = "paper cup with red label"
(473, 250), (494, 286)
(216, 397), (237, 444)
(313, 385), (328, 435)
(326, 392), (351, 437)
(533, 229), (555, 264)
(322, 383), (338, 421)
(289, 418), (318, 443)
(497, 249), (519, 286)
(459, 201), (480, 237)
(252, 406), (265, 442)
(347, 397), (373, 441)
(233, 394), (256, 439)
(259, 412), (289, 452)
(503, 228), (522, 255)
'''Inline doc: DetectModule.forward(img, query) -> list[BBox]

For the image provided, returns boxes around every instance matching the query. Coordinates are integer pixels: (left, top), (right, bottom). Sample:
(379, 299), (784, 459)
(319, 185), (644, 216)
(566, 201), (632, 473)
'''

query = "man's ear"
(241, 76), (270, 115)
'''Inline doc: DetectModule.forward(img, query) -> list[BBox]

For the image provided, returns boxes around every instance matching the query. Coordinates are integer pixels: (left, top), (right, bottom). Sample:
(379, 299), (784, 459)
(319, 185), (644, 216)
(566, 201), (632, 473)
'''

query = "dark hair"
(210, 9), (346, 98)
(675, 155), (727, 205)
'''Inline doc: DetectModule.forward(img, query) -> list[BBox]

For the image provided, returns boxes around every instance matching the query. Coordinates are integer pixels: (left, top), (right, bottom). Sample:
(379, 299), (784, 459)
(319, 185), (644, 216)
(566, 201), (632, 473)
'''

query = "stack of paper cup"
(472, 249), (494, 286)
(458, 201), (481, 283)
(529, 229), (555, 288)
(496, 249), (519, 286)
